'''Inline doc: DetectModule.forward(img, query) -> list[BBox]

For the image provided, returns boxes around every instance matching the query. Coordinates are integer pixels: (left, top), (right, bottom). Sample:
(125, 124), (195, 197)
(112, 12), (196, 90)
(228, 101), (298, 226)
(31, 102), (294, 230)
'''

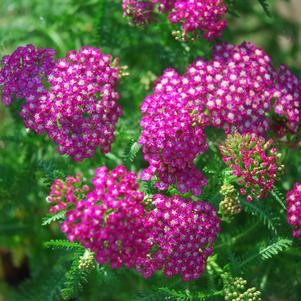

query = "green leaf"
(42, 210), (66, 226)
(258, 0), (271, 17)
(44, 239), (83, 251)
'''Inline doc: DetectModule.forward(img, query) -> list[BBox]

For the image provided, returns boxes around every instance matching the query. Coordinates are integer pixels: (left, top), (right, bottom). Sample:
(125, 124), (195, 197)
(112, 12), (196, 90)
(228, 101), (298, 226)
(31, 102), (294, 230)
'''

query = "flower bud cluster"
(224, 277), (262, 301)
(79, 250), (95, 271)
(48, 166), (220, 280)
(219, 183), (241, 221)
(286, 182), (301, 238)
(122, 0), (227, 40)
(0, 45), (123, 161)
(47, 172), (90, 214)
(137, 194), (220, 281)
(219, 133), (283, 202)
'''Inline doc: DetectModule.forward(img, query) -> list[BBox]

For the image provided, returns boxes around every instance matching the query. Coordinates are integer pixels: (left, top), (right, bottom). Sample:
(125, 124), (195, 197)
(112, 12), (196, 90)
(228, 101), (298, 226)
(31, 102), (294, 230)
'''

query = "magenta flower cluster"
(139, 68), (209, 196)
(168, 0), (227, 40)
(140, 42), (300, 195)
(0, 44), (56, 132)
(0, 45), (122, 161)
(56, 166), (151, 269)
(137, 194), (220, 281)
(286, 183), (301, 238)
(187, 42), (275, 135)
(122, 0), (155, 25)
(219, 133), (282, 202)
(273, 65), (301, 135)
(122, 0), (227, 40)
(48, 166), (220, 280)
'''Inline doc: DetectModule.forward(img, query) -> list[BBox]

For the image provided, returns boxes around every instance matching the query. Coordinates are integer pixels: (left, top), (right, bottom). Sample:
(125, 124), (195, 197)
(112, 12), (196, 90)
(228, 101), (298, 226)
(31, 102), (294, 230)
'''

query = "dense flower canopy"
(140, 41), (300, 195)
(48, 166), (220, 280)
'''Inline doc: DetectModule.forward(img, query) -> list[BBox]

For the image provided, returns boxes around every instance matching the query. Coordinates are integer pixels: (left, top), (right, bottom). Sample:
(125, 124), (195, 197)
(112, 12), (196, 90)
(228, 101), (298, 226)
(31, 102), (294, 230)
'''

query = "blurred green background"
(0, 0), (300, 300)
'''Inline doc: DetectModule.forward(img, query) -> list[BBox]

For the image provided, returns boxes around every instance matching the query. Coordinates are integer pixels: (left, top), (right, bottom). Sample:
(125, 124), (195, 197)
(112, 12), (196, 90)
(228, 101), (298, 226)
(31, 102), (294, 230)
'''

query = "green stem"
(215, 220), (261, 250)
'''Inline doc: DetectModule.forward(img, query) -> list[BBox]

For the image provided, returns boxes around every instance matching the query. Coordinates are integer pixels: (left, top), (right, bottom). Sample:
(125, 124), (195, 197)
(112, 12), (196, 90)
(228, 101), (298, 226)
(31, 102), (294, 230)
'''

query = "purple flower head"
(40, 47), (122, 161)
(187, 42), (276, 135)
(168, 0), (227, 40)
(137, 194), (220, 281)
(57, 166), (152, 269)
(139, 68), (209, 196)
(122, 0), (155, 25)
(273, 65), (301, 136)
(286, 183), (301, 239)
(0, 44), (56, 132)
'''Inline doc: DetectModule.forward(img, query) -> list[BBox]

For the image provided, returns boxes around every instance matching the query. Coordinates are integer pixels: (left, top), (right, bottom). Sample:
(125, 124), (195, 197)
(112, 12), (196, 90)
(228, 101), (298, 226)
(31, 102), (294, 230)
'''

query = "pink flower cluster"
(140, 42), (300, 195)
(122, 0), (227, 40)
(0, 45), (122, 161)
(139, 68), (209, 196)
(58, 166), (151, 269)
(0, 44), (56, 132)
(48, 166), (220, 280)
(273, 65), (301, 135)
(0, 44), (55, 106)
(41, 47), (122, 160)
(137, 194), (220, 281)
(168, 0), (227, 40)
(286, 183), (301, 238)
(122, 0), (155, 25)
(219, 133), (283, 202)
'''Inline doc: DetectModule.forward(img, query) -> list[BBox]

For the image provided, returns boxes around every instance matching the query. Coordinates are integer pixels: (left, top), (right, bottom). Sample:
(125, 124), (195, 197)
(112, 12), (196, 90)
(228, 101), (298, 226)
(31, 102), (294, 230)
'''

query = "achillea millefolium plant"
(0, 0), (301, 300)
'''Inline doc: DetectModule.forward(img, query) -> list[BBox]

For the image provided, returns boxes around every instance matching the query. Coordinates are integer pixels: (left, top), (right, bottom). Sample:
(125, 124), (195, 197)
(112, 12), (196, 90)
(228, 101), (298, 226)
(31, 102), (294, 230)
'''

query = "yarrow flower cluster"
(0, 45), (123, 160)
(139, 68), (209, 196)
(41, 47), (122, 160)
(168, 0), (227, 41)
(137, 194), (220, 281)
(122, 0), (227, 41)
(286, 183), (301, 238)
(220, 133), (283, 202)
(273, 65), (301, 136)
(122, 0), (155, 25)
(186, 42), (275, 135)
(0, 44), (56, 131)
(58, 166), (150, 269)
(48, 166), (220, 280)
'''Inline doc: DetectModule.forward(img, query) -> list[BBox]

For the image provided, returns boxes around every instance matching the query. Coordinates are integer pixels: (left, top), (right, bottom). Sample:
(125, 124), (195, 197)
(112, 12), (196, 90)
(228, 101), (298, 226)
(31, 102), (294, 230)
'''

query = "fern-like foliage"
(241, 199), (279, 234)
(44, 239), (83, 251)
(61, 249), (89, 300)
(122, 137), (141, 167)
(42, 211), (66, 226)
(238, 238), (293, 269)
(258, 0), (271, 17)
